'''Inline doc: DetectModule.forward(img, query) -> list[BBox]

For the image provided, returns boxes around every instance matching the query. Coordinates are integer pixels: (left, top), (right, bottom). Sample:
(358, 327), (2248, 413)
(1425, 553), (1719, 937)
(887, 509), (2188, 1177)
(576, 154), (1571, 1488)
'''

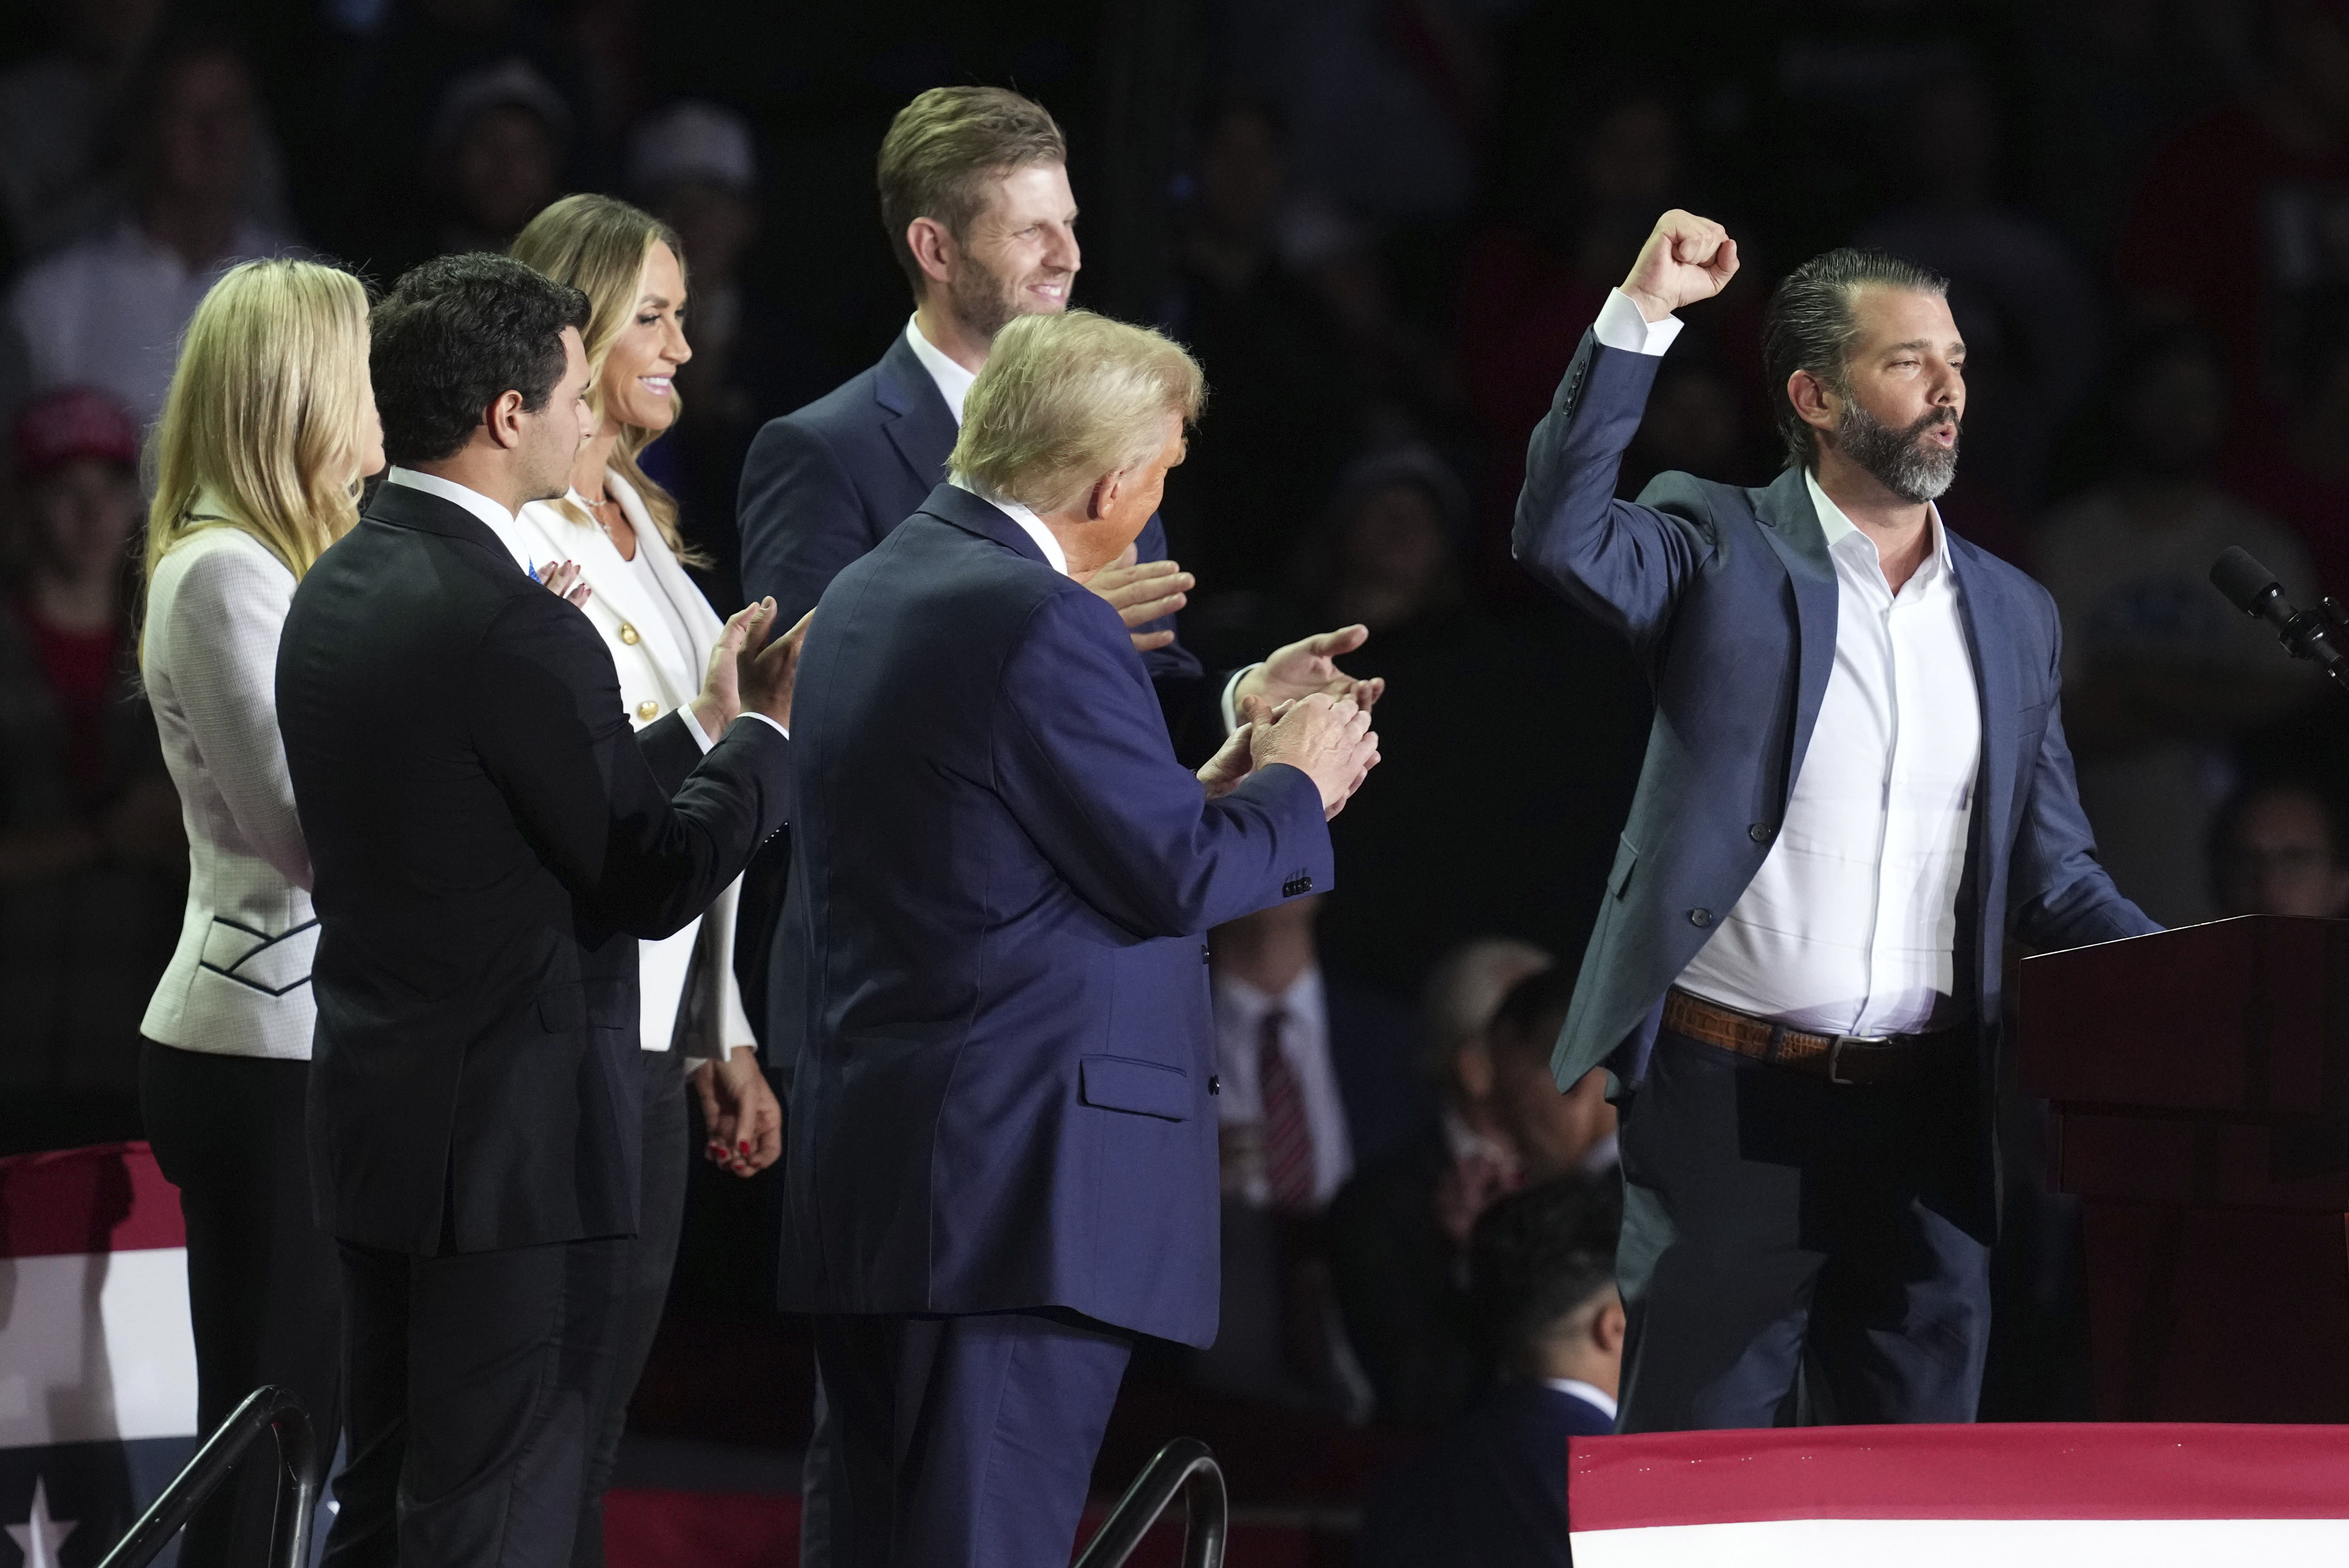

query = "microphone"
(2211, 546), (2348, 674)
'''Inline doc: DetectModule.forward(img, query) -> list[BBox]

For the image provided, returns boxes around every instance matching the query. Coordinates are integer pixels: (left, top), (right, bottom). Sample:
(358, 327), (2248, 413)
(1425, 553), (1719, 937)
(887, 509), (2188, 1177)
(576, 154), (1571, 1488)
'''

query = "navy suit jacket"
(1357, 1381), (1610, 1568)
(735, 328), (1227, 758)
(777, 484), (1334, 1346)
(1515, 332), (2157, 1094)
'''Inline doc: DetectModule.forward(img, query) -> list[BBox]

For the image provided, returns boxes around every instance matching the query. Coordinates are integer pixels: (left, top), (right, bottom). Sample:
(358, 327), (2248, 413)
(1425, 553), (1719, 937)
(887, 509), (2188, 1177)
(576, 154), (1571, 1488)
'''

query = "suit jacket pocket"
(1079, 1055), (1190, 1121)
(1609, 835), (1640, 898)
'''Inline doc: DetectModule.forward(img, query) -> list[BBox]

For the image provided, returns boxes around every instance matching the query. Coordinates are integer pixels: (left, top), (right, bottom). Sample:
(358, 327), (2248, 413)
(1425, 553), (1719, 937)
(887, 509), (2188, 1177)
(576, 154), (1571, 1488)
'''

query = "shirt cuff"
(681, 707), (791, 749)
(1220, 665), (1259, 735)
(1594, 287), (1684, 356)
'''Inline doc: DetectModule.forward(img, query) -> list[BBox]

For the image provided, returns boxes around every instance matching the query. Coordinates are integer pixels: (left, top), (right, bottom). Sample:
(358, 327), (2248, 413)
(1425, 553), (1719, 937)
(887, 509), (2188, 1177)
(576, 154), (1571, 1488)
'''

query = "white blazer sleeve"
(163, 539), (314, 891)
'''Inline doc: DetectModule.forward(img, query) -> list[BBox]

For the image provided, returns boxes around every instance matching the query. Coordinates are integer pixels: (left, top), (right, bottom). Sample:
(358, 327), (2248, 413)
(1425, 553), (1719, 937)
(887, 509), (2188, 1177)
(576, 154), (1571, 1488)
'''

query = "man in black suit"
(1359, 1175), (1624, 1567)
(277, 253), (804, 1568)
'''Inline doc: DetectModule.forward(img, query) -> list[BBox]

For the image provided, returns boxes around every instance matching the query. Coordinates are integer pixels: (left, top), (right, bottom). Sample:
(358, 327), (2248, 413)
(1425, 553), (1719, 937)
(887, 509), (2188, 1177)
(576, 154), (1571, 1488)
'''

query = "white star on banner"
(5, 1478), (76, 1568)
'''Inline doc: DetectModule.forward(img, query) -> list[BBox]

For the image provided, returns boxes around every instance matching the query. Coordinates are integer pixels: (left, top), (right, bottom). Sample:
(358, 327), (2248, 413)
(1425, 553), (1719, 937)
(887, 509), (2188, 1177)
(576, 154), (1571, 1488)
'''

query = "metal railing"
(1074, 1437), (1227, 1568)
(98, 1386), (319, 1568)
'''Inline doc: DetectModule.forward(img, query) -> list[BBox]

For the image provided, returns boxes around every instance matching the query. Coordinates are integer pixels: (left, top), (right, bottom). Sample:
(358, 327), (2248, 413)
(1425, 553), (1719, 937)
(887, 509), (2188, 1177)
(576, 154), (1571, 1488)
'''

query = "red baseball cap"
(15, 386), (139, 483)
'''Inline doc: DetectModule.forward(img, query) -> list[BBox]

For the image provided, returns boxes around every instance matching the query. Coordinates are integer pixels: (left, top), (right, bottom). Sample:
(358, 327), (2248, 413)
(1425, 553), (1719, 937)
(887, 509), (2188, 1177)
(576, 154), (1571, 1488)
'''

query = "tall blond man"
(777, 311), (1378, 1567)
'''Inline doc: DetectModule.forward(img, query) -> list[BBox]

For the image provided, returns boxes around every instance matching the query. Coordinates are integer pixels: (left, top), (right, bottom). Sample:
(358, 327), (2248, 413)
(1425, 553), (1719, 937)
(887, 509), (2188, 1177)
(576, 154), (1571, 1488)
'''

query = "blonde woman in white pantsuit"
(509, 192), (780, 1568)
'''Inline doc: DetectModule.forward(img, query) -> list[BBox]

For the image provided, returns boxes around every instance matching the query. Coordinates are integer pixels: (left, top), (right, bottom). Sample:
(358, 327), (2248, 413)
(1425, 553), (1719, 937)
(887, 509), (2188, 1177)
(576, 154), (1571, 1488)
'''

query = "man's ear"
(906, 217), (956, 292)
(483, 388), (527, 452)
(1086, 469), (1120, 523)
(1594, 1292), (1627, 1357)
(1787, 369), (1839, 441)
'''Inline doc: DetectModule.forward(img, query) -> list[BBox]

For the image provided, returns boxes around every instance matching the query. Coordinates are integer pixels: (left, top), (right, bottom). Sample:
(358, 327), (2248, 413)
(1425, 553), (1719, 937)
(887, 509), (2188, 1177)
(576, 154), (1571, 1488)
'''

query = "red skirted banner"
(1570, 1422), (2349, 1565)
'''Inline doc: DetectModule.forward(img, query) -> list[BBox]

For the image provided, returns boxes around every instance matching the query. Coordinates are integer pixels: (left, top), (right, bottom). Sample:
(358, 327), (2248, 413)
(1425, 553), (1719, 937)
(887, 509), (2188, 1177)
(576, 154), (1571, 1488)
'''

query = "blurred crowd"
(13, 0), (2349, 1523)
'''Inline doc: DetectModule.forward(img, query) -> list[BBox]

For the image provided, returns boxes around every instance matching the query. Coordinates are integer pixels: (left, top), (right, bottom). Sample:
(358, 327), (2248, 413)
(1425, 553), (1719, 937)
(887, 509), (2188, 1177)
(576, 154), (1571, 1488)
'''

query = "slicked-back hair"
(950, 309), (1204, 514)
(370, 253), (590, 467)
(1469, 1174), (1623, 1374)
(1762, 247), (1950, 468)
(878, 86), (1067, 297)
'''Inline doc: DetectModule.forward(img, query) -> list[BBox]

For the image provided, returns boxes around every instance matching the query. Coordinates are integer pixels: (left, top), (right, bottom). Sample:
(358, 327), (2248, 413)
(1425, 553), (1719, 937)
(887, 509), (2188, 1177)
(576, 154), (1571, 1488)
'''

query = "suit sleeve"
(466, 592), (794, 941)
(738, 414), (875, 628)
(996, 587), (1333, 940)
(162, 542), (314, 890)
(2008, 604), (2163, 951)
(1511, 329), (1719, 654)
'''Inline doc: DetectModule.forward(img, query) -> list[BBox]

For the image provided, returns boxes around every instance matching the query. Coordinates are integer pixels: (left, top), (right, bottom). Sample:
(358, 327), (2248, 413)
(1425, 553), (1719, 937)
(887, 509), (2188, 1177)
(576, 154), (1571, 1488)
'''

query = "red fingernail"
(738, 1141), (751, 1154)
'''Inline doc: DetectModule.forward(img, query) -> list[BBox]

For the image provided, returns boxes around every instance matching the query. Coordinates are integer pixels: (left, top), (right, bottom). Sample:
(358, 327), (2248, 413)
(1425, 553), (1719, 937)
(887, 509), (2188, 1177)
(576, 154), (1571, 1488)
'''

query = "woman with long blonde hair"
(507, 192), (780, 1551)
(136, 257), (379, 1568)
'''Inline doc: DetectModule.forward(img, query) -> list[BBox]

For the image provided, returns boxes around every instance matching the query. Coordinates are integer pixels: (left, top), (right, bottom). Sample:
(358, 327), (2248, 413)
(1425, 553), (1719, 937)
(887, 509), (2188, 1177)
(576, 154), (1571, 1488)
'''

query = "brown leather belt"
(1661, 989), (1967, 1087)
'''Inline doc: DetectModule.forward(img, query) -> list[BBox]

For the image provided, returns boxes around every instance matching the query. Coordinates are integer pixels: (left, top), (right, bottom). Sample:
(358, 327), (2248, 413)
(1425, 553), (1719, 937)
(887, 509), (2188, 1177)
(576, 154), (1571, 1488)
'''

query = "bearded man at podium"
(1514, 210), (2160, 1431)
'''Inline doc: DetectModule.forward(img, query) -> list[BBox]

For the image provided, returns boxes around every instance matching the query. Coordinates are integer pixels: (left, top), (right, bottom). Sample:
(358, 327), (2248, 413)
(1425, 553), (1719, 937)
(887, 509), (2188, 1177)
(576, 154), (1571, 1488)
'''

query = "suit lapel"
(875, 331), (959, 496)
(1947, 536), (2016, 980)
(1749, 466), (1840, 805)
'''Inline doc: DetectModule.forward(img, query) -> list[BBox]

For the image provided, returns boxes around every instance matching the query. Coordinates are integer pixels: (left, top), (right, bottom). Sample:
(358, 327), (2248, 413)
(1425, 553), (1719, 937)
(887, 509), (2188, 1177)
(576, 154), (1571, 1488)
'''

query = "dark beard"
(950, 251), (1061, 342)
(1834, 401), (1959, 503)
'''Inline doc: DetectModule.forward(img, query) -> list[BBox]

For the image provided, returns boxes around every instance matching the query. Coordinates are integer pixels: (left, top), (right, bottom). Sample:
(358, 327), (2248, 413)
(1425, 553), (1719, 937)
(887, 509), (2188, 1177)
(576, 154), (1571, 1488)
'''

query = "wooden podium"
(2019, 915), (2349, 1420)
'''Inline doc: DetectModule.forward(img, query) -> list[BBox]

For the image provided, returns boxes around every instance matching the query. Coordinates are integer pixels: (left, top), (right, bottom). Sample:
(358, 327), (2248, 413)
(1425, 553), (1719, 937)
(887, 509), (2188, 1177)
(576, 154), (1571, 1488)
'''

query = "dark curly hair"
(1469, 1173), (1622, 1374)
(369, 253), (590, 467)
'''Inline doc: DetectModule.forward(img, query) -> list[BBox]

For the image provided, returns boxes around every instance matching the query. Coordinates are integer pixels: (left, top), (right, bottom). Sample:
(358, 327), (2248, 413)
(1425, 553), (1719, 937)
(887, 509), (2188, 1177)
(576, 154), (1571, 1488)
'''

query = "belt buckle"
(1826, 1034), (1888, 1086)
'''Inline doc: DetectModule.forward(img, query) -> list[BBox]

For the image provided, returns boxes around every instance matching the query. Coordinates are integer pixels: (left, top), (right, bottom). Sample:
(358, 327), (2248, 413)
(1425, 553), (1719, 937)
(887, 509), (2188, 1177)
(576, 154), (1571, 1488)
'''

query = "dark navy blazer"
(1357, 1381), (1611, 1568)
(1514, 332), (2158, 1093)
(776, 484), (1334, 1347)
(735, 328), (1226, 756)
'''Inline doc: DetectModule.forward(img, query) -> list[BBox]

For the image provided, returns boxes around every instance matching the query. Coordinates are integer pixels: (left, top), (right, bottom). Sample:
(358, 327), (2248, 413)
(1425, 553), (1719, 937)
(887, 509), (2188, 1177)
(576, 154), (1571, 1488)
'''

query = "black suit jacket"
(276, 481), (793, 1255)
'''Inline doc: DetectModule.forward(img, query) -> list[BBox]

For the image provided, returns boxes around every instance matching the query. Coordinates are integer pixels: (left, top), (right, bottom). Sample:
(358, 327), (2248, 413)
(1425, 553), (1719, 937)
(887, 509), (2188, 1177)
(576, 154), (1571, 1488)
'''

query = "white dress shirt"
(948, 472), (1069, 574)
(1212, 967), (1355, 1209)
(509, 471), (767, 1061)
(1597, 290), (1984, 1035)
(141, 516), (318, 1058)
(905, 314), (977, 422)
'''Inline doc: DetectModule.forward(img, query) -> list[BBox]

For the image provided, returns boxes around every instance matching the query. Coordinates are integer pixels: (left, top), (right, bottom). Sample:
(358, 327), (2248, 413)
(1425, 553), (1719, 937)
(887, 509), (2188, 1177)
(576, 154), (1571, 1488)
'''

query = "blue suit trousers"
(808, 1310), (1132, 1568)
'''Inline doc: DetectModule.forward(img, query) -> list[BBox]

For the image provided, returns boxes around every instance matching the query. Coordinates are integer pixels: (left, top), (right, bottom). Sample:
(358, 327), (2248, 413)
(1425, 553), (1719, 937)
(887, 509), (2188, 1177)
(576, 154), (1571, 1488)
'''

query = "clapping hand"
(1234, 625), (1386, 715)
(1196, 722), (1257, 800)
(692, 599), (814, 739)
(1620, 209), (1738, 324)
(1245, 692), (1381, 820)
(1083, 542), (1194, 654)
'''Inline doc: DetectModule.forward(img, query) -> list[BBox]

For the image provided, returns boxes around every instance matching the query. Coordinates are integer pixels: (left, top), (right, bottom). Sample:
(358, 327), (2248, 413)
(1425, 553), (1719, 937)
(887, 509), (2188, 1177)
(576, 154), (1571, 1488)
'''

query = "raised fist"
(1621, 210), (1739, 324)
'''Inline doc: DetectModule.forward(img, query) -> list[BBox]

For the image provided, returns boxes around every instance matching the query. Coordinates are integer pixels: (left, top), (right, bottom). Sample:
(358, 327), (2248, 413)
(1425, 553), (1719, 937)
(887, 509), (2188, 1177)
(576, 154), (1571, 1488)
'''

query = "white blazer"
(140, 519), (318, 1058)
(513, 468), (756, 1064)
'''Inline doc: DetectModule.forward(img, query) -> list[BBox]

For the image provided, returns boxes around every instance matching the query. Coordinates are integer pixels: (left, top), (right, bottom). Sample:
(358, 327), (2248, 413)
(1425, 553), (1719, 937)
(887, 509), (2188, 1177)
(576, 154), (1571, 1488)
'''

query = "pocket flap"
(1079, 1055), (1190, 1122)
(1609, 835), (1640, 898)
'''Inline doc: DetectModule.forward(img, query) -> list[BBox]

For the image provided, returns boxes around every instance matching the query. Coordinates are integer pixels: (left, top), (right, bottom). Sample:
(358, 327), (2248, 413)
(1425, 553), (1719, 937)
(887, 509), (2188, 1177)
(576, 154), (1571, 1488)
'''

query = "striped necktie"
(1258, 1007), (1317, 1214)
